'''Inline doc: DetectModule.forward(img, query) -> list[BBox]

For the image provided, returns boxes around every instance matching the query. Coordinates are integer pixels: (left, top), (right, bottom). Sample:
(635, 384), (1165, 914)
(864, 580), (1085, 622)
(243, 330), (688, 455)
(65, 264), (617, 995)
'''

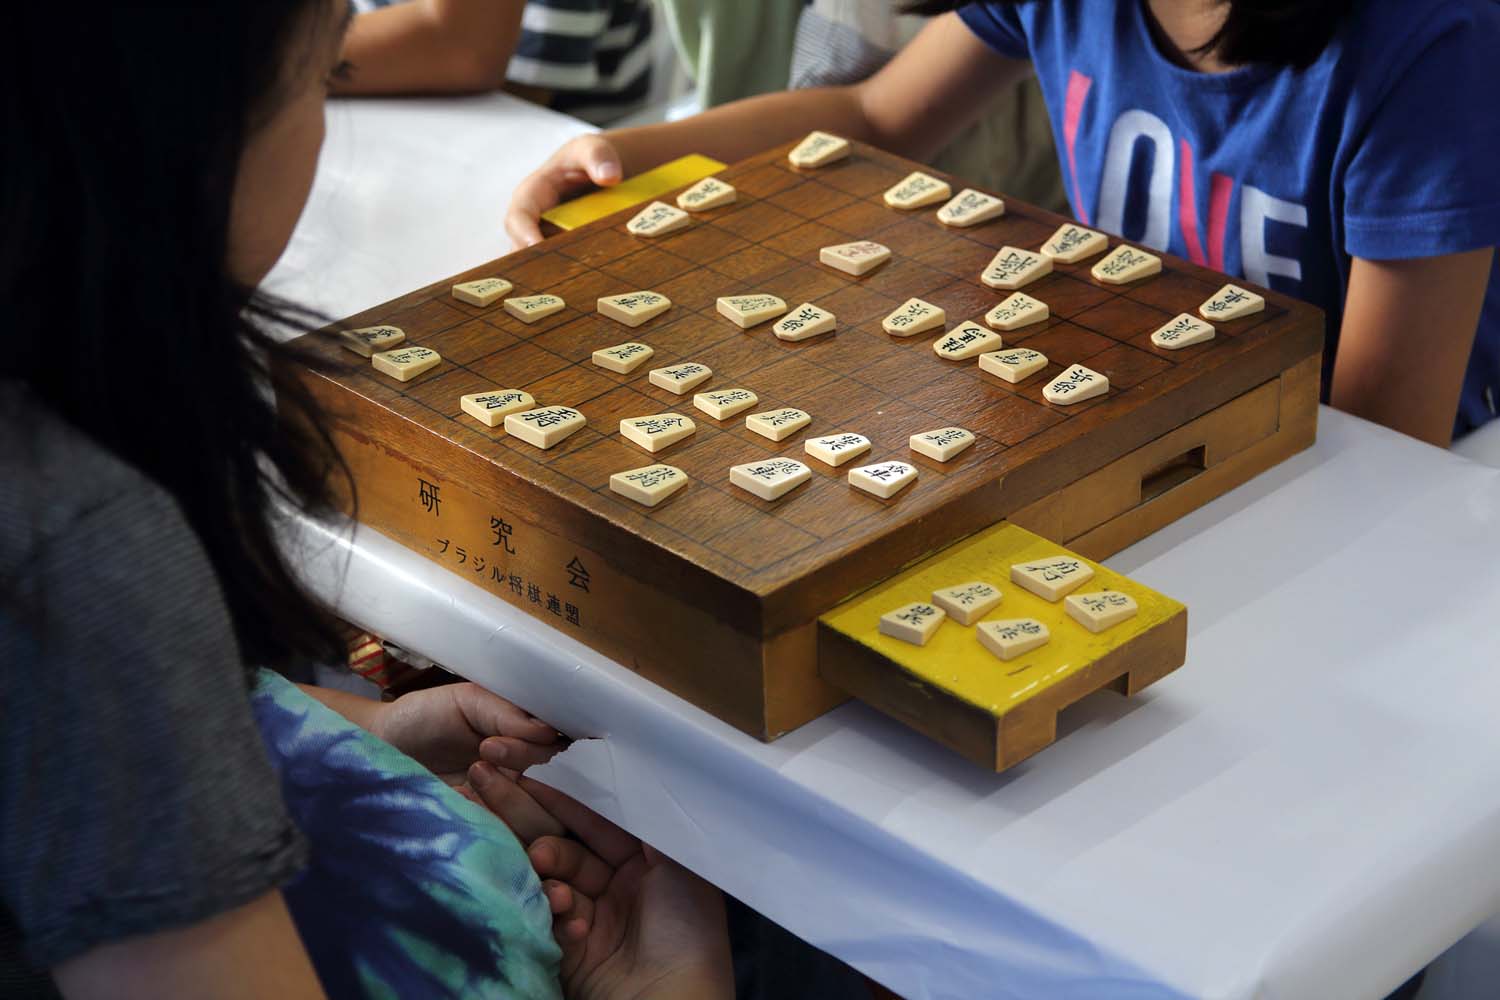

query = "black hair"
(901, 1), (1356, 69)
(1, 3), (352, 669)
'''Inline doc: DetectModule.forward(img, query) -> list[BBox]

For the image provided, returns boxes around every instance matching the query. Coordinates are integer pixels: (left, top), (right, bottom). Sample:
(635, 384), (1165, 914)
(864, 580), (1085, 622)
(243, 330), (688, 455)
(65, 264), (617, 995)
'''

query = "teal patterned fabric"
(250, 670), (562, 1000)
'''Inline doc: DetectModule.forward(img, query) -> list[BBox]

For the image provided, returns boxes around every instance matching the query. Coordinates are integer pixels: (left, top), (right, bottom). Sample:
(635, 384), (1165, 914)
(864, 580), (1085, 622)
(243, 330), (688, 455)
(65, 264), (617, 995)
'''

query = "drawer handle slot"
(1140, 445), (1206, 502)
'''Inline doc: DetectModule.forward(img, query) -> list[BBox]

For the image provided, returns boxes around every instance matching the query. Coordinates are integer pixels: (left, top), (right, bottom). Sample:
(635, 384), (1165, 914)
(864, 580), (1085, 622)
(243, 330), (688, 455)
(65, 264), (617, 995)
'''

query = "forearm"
(297, 683), (385, 733)
(334, 1), (521, 96)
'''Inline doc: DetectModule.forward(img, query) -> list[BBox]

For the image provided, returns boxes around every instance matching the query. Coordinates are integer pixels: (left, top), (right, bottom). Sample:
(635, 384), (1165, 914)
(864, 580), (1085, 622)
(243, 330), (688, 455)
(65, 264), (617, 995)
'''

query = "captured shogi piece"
(289, 136), (1322, 769)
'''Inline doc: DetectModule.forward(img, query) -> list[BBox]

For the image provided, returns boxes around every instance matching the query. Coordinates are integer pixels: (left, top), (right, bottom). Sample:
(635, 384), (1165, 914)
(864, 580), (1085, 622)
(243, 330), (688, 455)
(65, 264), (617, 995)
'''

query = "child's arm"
(1332, 248), (1493, 446)
(333, 0), (523, 96)
(506, 12), (1032, 246)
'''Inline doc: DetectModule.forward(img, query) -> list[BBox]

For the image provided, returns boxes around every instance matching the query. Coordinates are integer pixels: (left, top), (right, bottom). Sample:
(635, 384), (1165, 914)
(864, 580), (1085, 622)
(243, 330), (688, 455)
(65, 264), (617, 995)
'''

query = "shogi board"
(289, 139), (1322, 757)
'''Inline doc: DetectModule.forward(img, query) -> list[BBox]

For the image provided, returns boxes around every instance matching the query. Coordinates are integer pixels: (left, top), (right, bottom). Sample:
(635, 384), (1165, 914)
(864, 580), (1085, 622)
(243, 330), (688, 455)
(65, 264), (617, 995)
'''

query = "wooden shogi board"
(290, 139), (1322, 763)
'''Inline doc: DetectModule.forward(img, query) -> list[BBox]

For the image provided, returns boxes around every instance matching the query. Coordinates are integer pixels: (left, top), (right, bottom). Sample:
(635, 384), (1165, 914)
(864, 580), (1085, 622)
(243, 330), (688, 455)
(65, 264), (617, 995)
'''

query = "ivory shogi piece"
(339, 325), (404, 357)
(729, 458), (812, 500)
(909, 426), (975, 462)
(804, 432), (871, 467)
(819, 241), (892, 276)
(1040, 224), (1107, 263)
(1043, 364), (1109, 405)
(977, 618), (1050, 661)
(627, 201), (690, 237)
(936, 188), (1005, 228)
(979, 348), (1049, 384)
(1010, 555), (1094, 601)
(883, 171), (951, 210)
(1150, 313), (1216, 350)
(717, 294), (787, 328)
(591, 341), (655, 374)
(982, 247), (1052, 291)
(649, 362), (712, 394)
(878, 602), (946, 647)
(931, 581), (1003, 626)
(985, 292), (1048, 331)
(848, 460), (917, 499)
(676, 177), (736, 212)
(370, 346), (441, 382)
(693, 388), (758, 420)
(745, 407), (811, 441)
(773, 303), (836, 341)
(882, 298), (946, 337)
(620, 413), (697, 453)
(1199, 283), (1266, 322)
(597, 291), (672, 327)
(504, 294), (566, 324)
(451, 277), (513, 307)
(504, 406), (587, 449)
(1092, 245), (1161, 285)
(1065, 590), (1140, 633)
(609, 463), (689, 507)
(460, 389), (535, 428)
(933, 321), (1002, 361)
(788, 131), (850, 168)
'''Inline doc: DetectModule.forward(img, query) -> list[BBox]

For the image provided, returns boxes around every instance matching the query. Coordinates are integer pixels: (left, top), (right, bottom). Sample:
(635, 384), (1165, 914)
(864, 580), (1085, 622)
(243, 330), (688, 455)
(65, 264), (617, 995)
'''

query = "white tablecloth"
(273, 93), (1500, 1000)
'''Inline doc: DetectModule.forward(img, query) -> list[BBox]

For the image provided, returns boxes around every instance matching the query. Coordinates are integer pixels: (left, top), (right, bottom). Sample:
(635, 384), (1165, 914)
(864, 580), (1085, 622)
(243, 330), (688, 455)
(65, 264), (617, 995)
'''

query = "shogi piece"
(819, 241), (892, 276)
(676, 177), (736, 212)
(1199, 284), (1265, 322)
(878, 602), (946, 647)
(982, 247), (1052, 291)
(339, 325), (404, 357)
(597, 291), (672, 327)
(1151, 314), (1215, 350)
(745, 407), (811, 441)
(649, 362), (712, 394)
(609, 463), (689, 507)
(620, 413), (696, 452)
(460, 389), (535, 428)
(883, 171), (951, 209)
(592, 341), (655, 374)
(729, 458), (812, 500)
(371, 346), (441, 382)
(805, 432), (871, 467)
(504, 406), (587, 449)
(451, 277), (513, 307)
(882, 298), (946, 337)
(909, 426), (975, 462)
(504, 294), (566, 324)
(1065, 590), (1140, 633)
(1040, 224), (1107, 263)
(1091, 245), (1161, 285)
(717, 294), (787, 328)
(979, 348), (1048, 384)
(788, 131), (850, 168)
(936, 188), (1005, 228)
(985, 292), (1048, 331)
(773, 303), (836, 342)
(1010, 555), (1094, 601)
(693, 388), (758, 420)
(1043, 364), (1109, 405)
(976, 618), (1050, 661)
(931, 581), (1003, 626)
(933, 321), (1002, 361)
(627, 201), (690, 237)
(848, 460), (917, 499)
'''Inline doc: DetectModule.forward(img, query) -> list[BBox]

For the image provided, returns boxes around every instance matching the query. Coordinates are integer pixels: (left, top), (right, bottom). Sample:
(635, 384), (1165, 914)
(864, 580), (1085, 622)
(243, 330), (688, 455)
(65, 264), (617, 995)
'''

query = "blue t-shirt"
(959, 0), (1500, 437)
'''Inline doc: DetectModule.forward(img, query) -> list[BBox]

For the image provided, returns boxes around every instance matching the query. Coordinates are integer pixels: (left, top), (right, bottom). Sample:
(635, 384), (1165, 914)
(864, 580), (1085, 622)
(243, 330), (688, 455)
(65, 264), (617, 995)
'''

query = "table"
(273, 93), (1500, 1000)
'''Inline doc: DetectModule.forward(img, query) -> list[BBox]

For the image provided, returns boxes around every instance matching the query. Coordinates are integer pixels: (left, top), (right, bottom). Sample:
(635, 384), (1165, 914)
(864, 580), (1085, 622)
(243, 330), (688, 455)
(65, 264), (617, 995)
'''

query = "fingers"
(503, 134), (622, 249)
(454, 683), (559, 745)
(574, 134), (623, 187)
(466, 761), (568, 845)
(520, 778), (639, 868)
(543, 878), (596, 934)
(480, 734), (561, 771)
(529, 835), (616, 899)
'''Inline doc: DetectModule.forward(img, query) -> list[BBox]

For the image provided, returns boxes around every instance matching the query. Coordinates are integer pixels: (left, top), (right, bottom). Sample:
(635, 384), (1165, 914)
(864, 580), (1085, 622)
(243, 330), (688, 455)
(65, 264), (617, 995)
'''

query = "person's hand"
(371, 682), (561, 782)
(504, 134), (623, 249)
(463, 770), (733, 1000)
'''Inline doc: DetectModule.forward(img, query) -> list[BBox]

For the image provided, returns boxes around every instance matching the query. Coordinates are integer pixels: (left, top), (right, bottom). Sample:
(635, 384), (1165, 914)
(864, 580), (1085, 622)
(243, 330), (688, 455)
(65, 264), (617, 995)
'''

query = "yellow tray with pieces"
(818, 523), (1187, 772)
